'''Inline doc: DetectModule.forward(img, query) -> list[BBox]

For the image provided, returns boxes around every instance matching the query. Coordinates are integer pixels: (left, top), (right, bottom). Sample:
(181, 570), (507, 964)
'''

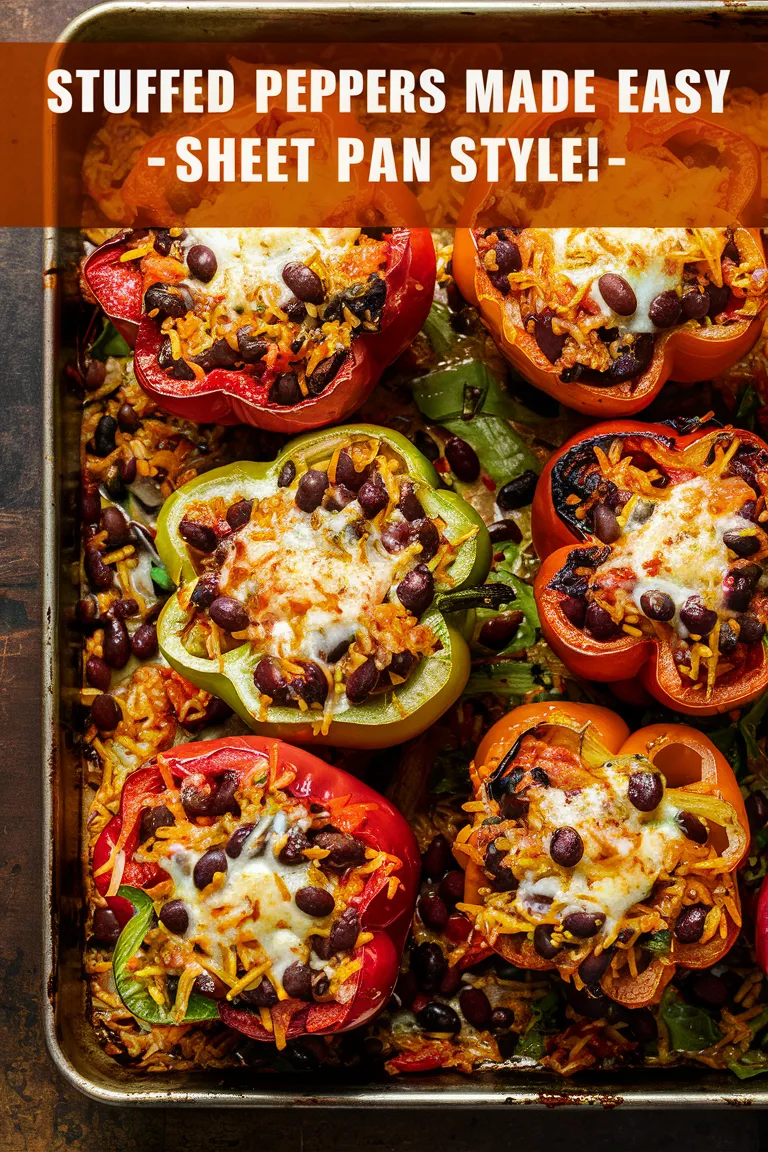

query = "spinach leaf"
(90, 319), (132, 362)
(479, 544), (540, 651)
(643, 930), (672, 956)
(735, 385), (760, 432)
(421, 302), (454, 360)
(739, 688), (768, 766)
(514, 987), (562, 1059)
(727, 1008), (768, 1079)
(412, 361), (540, 484)
(113, 885), (218, 1024)
(514, 1029), (545, 1059)
(463, 660), (538, 699)
(660, 988), (722, 1052)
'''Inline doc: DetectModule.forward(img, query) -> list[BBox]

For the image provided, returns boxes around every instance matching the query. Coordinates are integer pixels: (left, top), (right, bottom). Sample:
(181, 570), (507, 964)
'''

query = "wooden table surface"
(2, 2), (768, 1147)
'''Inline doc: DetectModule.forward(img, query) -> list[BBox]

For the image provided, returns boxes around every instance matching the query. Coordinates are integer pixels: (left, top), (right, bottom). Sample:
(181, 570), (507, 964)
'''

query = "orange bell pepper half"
(454, 703), (749, 1010)
(452, 79), (768, 417)
(532, 418), (768, 716)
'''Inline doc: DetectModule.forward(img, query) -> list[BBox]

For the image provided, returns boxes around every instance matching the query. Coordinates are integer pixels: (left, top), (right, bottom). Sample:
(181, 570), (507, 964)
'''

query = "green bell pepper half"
(156, 423), (491, 748)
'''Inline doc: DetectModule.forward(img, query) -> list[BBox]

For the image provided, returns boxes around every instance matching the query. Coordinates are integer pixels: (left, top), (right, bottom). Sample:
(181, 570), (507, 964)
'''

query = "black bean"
(279, 827), (311, 866)
(187, 244), (217, 282)
(292, 660), (329, 707)
(323, 484), (356, 512)
(269, 372), (302, 406)
(282, 961), (313, 1001)
(278, 460), (296, 488)
(117, 403), (140, 433)
(345, 658), (379, 704)
(144, 281), (193, 320)
(307, 351), (346, 395)
(411, 942), (447, 993)
(418, 894), (449, 931)
(532, 314), (567, 363)
(389, 650), (416, 681)
(159, 899), (189, 935)
(718, 620), (737, 655)
(442, 870), (465, 907)
(254, 656), (289, 702)
(236, 327), (269, 363)
(296, 886), (335, 917)
(358, 474), (389, 519)
(578, 948), (614, 988)
(397, 564), (434, 617)
(459, 986), (492, 1030)
(533, 923), (559, 960)
(679, 596), (717, 636)
(677, 810), (708, 844)
(563, 911), (606, 938)
(690, 972), (729, 1007)
(140, 804), (175, 842)
(329, 907), (360, 952)
(93, 415), (118, 458)
(412, 518), (440, 562)
(206, 771), (240, 817)
(313, 975), (330, 999)
(739, 614), (765, 644)
(381, 520), (411, 554)
(585, 603), (619, 641)
(592, 502), (620, 543)
(724, 570), (754, 612)
(416, 1001), (461, 1034)
(438, 964), (462, 998)
(86, 655), (111, 691)
(282, 296), (307, 322)
(748, 791), (768, 832)
(497, 470), (538, 511)
(334, 449), (368, 492)
(312, 831), (366, 872)
(423, 835), (452, 878)
(414, 431), (440, 462)
(488, 519), (523, 545)
(445, 436), (480, 482)
(224, 823), (255, 860)
(90, 693), (121, 731)
(500, 789), (529, 820)
(674, 903), (708, 943)
(488, 271), (510, 295)
(494, 239), (522, 274)
(490, 1007), (516, 1032)
(295, 469), (328, 513)
(609, 334), (655, 381)
(92, 906), (122, 945)
(193, 847), (227, 889)
(179, 518), (217, 554)
(311, 933), (335, 962)
(640, 590), (675, 621)
(648, 291), (682, 329)
(118, 457), (138, 489)
(190, 573), (218, 610)
(483, 840), (516, 890)
(130, 622), (158, 660)
(193, 971), (228, 1000)
(191, 338), (239, 373)
(398, 481), (424, 522)
(103, 617), (130, 669)
(225, 498), (253, 532)
(681, 289), (710, 320)
(628, 770), (664, 812)
(723, 529), (761, 557)
(599, 273), (637, 315)
(478, 612), (523, 651)
(550, 826), (583, 867)
(282, 261), (324, 304)
(209, 596), (249, 633)
(85, 544), (113, 589)
(84, 360), (107, 390)
(561, 595), (587, 628)
(81, 486), (101, 526)
(239, 977), (278, 1008)
(708, 283), (731, 319)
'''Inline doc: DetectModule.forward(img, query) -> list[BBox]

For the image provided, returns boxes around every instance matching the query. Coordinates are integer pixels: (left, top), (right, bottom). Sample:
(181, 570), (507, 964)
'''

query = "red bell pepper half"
(92, 736), (420, 1041)
(82, 228), (436, 432)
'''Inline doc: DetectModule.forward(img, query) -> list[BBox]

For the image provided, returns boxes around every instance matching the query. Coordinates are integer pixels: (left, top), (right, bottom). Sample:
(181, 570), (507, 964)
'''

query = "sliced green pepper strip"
(112, 885), (218, 1025)
(156, 424), (491, 748)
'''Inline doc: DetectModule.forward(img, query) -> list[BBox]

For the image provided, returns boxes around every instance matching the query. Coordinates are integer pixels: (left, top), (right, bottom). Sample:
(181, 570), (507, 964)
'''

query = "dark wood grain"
(0, 1), (766, 1147)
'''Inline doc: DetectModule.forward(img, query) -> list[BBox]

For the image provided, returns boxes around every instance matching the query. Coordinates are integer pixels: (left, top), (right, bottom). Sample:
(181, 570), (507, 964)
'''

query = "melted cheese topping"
(219, 492), (401, 663)
(157, 809), (333, 983)
(184, 227), (362, 312)
(598, 476), (751, 635)
(548, 227), (702, 335)
(515, 762), (683, 934)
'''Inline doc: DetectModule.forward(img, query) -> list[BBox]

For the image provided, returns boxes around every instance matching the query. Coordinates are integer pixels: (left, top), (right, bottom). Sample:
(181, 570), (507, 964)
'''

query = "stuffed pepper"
(454, 703), (748, 1009)
(82, 226), (436, 431)
(92, 736), (420, 1047)
(533, 420), (768, 715)
(155, 424), (491, 748)
(452, 80), (768, 417)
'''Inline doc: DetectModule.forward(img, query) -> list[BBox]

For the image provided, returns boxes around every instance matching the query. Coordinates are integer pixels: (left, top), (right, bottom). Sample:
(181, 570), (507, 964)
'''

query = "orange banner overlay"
(1, 41), (767, 227)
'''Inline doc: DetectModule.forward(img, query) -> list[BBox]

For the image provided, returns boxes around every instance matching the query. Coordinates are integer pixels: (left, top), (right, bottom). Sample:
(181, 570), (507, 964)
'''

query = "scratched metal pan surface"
(41, 0), (768, 1107)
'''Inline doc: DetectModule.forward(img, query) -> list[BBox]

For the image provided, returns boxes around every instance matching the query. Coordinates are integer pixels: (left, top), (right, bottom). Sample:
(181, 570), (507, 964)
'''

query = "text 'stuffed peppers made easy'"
(154, 424), (491, 747)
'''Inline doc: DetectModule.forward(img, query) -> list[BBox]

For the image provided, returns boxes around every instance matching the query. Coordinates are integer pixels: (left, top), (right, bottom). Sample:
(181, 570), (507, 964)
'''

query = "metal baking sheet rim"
(40, 0), (768, 1107)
